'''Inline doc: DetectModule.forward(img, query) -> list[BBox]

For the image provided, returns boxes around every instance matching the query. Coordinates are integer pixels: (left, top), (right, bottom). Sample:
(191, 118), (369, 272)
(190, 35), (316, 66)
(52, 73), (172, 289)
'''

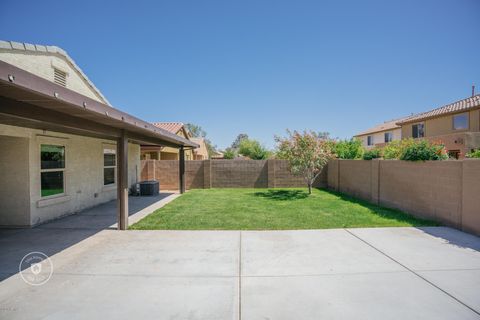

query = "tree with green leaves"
(231, 133), (249, 149)
(334, 138), (364, 159)
(238, 138), (271, 160)
(185, 123), (207, 138)
(223, 147), (237, 159)
(276, 130), (334, 194)
(185, 123), (217, 157)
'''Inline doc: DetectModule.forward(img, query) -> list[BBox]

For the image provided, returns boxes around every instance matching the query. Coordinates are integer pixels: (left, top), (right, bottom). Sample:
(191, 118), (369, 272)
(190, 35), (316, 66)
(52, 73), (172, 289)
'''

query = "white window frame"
(40, 144), (66, 198)
(103, 147), (117, 186)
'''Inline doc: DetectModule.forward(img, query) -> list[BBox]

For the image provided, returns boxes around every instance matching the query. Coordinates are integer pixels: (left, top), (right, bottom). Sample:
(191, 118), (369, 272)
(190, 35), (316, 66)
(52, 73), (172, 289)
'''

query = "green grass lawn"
(130, 188), (436, 230)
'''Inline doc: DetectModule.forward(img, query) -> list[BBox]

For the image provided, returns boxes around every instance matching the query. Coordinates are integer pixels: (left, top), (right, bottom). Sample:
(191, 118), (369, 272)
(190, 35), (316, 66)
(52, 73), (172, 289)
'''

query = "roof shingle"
(397, 95), (480, 124)
(355, 116), (410, 136)
(152, 122), (185, 134)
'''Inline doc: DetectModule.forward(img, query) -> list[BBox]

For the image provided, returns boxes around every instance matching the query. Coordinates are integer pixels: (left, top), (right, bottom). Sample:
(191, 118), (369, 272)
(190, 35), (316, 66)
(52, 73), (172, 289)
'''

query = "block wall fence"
(140, 159), (326, 190)
(328, 159), (480, 235)
(140, 159), (480, 235)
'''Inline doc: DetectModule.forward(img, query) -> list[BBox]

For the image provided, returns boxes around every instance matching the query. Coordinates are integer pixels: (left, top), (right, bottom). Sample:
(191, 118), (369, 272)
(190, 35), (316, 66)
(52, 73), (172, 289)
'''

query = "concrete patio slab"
(241, 272), (480, 320)
(1, 216), (480, 320)
(1, 275), (238, 320)
(38, 193), (178, 230)
(241, 229), (403, 276)
(348, 227), (480, 270)
(52, 230), (240, 277)
(417, 269), (480, 313)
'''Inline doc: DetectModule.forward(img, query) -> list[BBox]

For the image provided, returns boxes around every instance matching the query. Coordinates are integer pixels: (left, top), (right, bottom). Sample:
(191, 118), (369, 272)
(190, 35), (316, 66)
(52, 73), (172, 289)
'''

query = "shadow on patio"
(0, 193), (176, 281)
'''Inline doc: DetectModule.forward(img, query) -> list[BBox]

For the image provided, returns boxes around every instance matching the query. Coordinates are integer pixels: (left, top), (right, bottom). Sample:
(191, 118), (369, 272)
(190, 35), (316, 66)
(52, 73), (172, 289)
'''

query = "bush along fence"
(328, 159), (480, 235)
(140, 159), (327, 190)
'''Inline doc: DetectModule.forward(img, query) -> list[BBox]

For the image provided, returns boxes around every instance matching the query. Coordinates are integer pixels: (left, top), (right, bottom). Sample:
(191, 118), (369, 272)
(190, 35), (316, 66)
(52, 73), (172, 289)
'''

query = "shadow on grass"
(253, 189), (309, 201)
(319, 188), (438, 227)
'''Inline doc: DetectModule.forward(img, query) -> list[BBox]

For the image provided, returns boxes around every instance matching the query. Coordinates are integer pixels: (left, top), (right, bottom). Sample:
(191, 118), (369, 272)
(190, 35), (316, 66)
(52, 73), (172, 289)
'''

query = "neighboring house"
(190, 137), (209, 160)
(0, 41), (196, 228)
(210, 150), (224, 159)
(141, 122), (194, 160)
(397, 94), (480, 159)
(354, 117), (408, 149)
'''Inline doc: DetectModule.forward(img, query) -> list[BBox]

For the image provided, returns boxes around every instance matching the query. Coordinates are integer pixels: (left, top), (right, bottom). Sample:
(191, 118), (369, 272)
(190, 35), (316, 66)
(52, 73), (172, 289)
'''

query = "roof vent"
(53, 68), (67, 87)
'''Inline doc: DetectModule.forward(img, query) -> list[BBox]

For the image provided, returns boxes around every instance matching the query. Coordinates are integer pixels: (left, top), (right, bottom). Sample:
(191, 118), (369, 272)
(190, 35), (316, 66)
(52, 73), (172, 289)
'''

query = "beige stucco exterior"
(0, 49), (108, 104)
(191, 138), (209, 160)
(401, 109), (480, 157)
(356, 127), (402, 149)
(0, 124), (140, 227)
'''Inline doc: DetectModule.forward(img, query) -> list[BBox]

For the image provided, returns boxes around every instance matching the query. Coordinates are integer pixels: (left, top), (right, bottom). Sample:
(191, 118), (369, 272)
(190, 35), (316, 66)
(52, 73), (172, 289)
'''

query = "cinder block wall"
(212, 160), (268, 188)
(327, 159), (480, 235)
(140, 159), (327, 190)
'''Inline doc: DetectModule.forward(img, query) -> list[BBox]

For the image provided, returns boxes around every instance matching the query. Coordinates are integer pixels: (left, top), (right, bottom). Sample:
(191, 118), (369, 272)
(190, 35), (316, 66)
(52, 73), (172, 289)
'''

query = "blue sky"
(1, 0), (479, 149)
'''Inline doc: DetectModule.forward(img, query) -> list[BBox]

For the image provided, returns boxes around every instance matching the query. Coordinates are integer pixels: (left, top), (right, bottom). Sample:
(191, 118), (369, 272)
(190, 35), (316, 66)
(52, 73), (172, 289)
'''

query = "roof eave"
(0, 61), (198, 148)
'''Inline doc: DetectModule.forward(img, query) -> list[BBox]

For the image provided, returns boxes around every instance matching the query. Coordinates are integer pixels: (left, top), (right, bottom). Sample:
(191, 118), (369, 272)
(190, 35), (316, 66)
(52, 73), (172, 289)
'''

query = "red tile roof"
(397, 95), (480, 124)
(152, 122), (184, 134)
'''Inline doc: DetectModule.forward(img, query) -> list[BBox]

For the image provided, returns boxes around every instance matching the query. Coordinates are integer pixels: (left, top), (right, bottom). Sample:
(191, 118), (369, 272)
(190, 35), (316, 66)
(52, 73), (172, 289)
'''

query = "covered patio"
(0, 61), (197, 230)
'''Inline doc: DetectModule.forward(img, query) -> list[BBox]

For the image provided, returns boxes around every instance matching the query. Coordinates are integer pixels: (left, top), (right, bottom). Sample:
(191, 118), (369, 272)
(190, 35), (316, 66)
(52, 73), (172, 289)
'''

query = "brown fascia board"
(0, 61), (198, 148)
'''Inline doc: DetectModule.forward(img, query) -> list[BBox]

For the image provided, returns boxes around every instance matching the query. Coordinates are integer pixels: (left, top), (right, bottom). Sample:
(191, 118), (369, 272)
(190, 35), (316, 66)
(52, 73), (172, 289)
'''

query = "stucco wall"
(402, 110), (480, 139)
(0, 124), (140, 226)
(0, 50), (105, 103)
(0, 136), (30, 226)
(356, 128), (401, 148)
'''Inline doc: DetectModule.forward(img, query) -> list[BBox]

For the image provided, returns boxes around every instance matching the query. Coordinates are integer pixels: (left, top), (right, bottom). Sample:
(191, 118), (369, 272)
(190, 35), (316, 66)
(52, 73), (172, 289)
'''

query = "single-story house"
(0, 40), (197, 229)
(141, 122), (195, 160)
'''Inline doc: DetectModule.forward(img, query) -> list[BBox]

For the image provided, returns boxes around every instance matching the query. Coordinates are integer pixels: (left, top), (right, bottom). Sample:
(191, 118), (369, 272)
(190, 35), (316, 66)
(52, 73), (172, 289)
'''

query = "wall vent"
(53, 68), (67, 87)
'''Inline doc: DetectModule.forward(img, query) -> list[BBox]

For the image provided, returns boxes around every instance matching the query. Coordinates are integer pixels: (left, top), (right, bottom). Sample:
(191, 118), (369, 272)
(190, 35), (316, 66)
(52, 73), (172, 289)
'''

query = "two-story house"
(354, 117), (409, 149)
(397, 95), (480, 159)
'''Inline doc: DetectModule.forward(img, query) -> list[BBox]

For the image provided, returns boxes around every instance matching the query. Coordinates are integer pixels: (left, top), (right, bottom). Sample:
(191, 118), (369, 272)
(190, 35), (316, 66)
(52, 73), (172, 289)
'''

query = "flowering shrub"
(334, 139), (364, 159)
(466, 149), (480, 158)
(362, 148), (382, 160)
(383, 139), (413, 159)
(276, 130), (334, 194)
(399, 140), (447, 161)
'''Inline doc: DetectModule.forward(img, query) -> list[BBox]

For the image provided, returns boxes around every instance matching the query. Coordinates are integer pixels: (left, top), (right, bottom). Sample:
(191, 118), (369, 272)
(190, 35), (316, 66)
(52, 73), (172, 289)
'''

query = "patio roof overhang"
(0, 61), (198, 149)
(0, 60), (193, 230)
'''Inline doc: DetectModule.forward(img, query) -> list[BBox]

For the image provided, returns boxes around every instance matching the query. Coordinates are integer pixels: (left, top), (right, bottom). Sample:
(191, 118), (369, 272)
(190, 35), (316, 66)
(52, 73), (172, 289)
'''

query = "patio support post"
(117, 130), (129, 230)
(179, 146), (185, 194)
